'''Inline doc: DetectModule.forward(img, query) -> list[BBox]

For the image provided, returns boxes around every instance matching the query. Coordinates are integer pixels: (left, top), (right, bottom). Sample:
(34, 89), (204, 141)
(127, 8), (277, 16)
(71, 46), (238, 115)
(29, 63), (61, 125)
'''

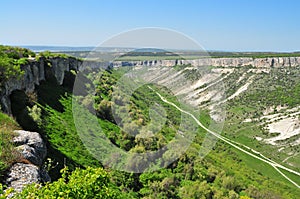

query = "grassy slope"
(0, 113), (20, 179)
(221, 67), (300, 171)
(32, 67), (300, 198)
(39, 95), (300, 198)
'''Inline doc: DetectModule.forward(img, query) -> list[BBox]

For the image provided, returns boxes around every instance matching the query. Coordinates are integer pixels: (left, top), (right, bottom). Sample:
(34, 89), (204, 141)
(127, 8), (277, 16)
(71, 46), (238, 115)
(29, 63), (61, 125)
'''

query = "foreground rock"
(13, 130), (47, 166)
(3, 130), (50, 195)
(4, 163), (50, 193)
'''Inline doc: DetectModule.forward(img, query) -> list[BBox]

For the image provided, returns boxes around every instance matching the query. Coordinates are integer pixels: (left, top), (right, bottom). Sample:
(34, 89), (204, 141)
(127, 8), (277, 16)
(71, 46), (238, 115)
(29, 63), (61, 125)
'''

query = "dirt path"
(150, 86), (300, 189)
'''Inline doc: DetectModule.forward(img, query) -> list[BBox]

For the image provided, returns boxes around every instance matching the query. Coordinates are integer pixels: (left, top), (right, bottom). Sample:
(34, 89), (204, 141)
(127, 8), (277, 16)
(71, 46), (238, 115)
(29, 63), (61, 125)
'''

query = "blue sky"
(1, 0), (299, 51)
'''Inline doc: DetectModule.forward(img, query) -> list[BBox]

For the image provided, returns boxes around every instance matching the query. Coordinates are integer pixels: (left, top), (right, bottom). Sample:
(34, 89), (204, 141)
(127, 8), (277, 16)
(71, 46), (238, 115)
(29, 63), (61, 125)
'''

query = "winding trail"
(149, 86), (300, 189)
(283, 153), (299, 163)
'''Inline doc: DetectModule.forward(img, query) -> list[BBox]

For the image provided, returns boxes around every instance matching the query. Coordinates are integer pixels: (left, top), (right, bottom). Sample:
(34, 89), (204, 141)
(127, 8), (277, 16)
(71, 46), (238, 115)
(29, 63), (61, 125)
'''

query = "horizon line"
(2, 44), (299, 53)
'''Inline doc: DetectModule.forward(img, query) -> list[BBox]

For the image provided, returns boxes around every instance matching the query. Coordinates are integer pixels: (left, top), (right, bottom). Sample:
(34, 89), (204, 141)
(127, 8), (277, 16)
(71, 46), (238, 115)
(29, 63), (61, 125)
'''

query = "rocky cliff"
(0, 57), (82, 115)
(113, 56), (300, 68)
(1, 56), (299, 115)
(0, 56), (81, 196)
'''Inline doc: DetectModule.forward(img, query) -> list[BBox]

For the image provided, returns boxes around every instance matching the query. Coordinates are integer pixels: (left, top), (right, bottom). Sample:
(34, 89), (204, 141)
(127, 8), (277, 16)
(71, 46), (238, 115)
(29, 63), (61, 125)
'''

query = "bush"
(27, 105), (42, 124)
(38, 51), (69, 59)
(0, 45), (30, 84)
(14, 167), (126, 199)
(0, 183), (14, 199)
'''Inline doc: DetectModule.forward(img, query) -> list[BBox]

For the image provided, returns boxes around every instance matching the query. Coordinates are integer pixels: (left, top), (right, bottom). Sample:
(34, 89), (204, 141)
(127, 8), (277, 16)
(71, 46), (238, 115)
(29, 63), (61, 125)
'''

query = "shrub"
(38, 51), (70, 59)
(14, 167), (125, 199)
(27, 105), (42, 124)
(0, 45), (29, 84)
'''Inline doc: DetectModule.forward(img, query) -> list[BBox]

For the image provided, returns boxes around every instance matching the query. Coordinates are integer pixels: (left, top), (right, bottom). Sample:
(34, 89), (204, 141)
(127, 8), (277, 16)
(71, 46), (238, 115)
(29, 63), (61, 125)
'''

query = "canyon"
(1, 56), (300, 115)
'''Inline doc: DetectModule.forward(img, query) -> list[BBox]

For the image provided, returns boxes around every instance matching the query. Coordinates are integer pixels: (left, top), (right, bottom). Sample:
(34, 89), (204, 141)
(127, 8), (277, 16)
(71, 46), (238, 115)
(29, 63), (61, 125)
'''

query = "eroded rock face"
(0, 57), (81, 115)
(0, 57), (81, 194)
(3, 130), (50, 195)
(13, 130), (47, 166)
(0, 56), (299, 115)
(112, 57), (300, 68)
(49, 57), (80, 85)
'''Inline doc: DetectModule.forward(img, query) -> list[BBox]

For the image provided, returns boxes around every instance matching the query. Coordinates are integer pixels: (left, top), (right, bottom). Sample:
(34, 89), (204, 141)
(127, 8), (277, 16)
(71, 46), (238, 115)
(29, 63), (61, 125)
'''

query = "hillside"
(0, 46), (299, 198)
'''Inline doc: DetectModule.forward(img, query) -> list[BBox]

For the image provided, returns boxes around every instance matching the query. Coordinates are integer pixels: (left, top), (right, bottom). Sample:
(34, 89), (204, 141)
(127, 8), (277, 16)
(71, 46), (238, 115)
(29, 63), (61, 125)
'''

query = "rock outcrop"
(112, 56), (300, 68)
(4, 163), (50, 194)
(0, 57), (81, 115)
(13, 130), (47, 166)
(4, 130), (50, 194)
(1, 55), (299, 115)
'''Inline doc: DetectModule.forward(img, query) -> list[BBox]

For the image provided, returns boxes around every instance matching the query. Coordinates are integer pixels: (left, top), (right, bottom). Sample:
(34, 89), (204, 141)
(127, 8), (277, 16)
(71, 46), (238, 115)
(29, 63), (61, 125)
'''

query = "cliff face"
(0, 57), (82, 194)
(1, 56), (299, 114)
(0, 57), (81, 114)
(113, 56), (300, 68)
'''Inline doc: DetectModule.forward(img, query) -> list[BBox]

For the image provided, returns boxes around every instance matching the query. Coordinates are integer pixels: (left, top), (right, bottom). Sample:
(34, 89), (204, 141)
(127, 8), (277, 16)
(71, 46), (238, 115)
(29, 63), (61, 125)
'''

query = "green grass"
(233, 144), (295, 185)
(223, 116), (300, 172)
(151, 79), (300, 196)
(40, 92), (299, 197)
(278, 168), (300, 187)
(36, 50), (70, 59)
(202, 140), (300, 198)
(286, 153), (300, 168)
(0, 112), (20, 178)
(41, 96), (101, 168)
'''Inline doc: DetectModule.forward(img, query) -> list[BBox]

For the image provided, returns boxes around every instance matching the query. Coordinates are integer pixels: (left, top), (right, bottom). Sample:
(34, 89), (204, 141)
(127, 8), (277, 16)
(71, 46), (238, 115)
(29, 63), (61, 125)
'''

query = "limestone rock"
(0, 57), (81, 115)
(4, 163), (50, 193)
(0, 55), (299, 115)
(3, 130), (50, 196)
(115, 57), (300, 68)
(13, 130), (46, 166)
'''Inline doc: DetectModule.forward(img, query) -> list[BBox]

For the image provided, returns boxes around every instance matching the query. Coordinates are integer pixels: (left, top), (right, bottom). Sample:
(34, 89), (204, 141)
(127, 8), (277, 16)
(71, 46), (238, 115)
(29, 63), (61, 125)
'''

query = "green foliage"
(179, 180), (213, 199)
(37, 51), (70, 59)
(0, 183), (14, 199)
(0, 45), (32, 84)
(14, 167), (127, 199)
(92, 69), (182, 152)
(0, 56), (23, 82)
(237, 68), (300, 108)
(15, 57), (28, 66)
(0, 45), (35, 59)
(27, 105), (42, 124)
(41, 96), (100, 167)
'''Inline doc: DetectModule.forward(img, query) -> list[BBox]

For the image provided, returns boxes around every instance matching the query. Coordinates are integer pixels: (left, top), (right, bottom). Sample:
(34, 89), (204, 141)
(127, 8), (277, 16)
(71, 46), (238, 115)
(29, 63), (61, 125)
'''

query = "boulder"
(3, 130), (50, 195)
(13, 130), (46, 166)
(4, 163), (50, 193)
